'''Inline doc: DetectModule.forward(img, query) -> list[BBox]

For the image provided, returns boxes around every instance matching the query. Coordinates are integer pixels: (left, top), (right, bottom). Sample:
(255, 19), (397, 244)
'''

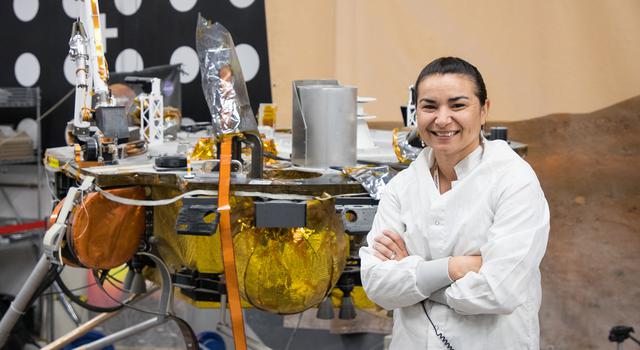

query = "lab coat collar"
(422, 135), (486, 183)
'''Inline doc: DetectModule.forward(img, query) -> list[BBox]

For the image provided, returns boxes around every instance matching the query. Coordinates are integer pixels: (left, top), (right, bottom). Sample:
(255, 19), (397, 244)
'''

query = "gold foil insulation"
(261, 136), (278, 166)
(191, 137), (217, 161)
(234, 196), (347, 314)
(152, 187), (224, 274)
(258, 104), (277, 127)
(330, 286), (377, 310)
(263, 169), (322, 180)
(152, 187), (348, 313)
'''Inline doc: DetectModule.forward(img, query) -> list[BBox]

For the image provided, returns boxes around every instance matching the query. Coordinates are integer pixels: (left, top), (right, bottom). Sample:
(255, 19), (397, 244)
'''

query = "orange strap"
(90, 0), (108, 82)
(217, 135), (247, 350)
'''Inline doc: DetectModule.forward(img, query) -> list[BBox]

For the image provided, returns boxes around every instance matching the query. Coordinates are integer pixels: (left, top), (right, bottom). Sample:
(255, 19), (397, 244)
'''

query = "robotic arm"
(68, 0), (112, 134)
(67, 0), (130, 161)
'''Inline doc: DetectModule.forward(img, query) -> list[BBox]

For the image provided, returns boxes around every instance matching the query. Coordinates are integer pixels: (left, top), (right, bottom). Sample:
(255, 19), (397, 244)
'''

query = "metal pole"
(0, 188), (24, 224)
(42, 287), (158, 350)
(52, 282), (81, 325)
(47, 287), (54, 342)
(76, 317), (164, 350)
(36, 86), (42, 228)
(42, 308), (121, 350)
(0, 254), (51, 347)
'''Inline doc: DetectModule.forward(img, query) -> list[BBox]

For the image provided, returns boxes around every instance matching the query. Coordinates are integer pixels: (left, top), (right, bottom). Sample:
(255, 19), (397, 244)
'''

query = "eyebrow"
(448, 96), (470, 102)
(419, 96), (470, 104)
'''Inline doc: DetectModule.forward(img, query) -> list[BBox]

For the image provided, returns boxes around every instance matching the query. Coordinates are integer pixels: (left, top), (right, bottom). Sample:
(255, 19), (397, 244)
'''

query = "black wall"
(0, 1), (271, 148)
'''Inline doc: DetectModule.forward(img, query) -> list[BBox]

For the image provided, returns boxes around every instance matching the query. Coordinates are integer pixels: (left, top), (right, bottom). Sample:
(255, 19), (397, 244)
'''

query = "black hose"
(54, 273), (124, 313)
(26, 264), (62, 307)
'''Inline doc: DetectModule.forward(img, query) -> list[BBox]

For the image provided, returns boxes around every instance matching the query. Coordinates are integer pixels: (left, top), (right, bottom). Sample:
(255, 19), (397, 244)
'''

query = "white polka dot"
(115, 48), (144, 73)
(169, 0), (197, 12)
(114, 0), (142, 16)
(170, 46), (199, 84)
(15, 53), (40, 87)
(62, 0), (79, 18)
(235, 43), (259, 82)
(63, 55), (76, 86)
(13, 0), (39, 22)
(229, 0), (255, 8)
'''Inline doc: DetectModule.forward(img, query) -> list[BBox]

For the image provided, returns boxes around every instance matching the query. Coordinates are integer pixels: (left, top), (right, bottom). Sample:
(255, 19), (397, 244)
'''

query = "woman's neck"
(433, 142), (481, 183)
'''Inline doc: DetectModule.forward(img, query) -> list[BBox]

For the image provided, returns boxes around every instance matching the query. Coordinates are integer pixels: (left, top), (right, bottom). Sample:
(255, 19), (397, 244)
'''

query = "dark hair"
(413, 57), (488, 106)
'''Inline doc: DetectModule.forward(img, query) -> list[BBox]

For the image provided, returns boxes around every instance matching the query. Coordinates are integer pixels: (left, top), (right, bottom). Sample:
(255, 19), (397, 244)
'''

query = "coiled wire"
(421, 300), (455, 350)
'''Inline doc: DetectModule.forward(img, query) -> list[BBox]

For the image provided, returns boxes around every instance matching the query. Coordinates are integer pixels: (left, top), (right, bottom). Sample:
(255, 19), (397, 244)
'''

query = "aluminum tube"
(47, 290), (54, 341)
(52, 283), (81, 325)
(42, 310), (120, 350)
(77, 317), (163, 350)
(42, 287), (158, 350)
(0, 255), (51, 347)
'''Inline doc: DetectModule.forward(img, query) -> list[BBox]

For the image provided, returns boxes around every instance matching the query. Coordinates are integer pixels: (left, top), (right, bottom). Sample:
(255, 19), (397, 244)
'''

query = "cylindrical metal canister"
(297, 85), (357, 168)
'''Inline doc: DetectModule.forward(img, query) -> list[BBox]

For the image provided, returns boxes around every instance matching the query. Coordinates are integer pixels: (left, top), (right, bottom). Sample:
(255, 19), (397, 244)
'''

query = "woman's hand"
(372, 230), (409, 261)
(448, 256), (483, 281)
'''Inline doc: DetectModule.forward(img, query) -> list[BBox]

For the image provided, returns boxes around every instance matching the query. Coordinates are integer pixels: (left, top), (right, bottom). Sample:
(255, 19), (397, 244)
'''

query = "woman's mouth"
(430, 130), (460, 137)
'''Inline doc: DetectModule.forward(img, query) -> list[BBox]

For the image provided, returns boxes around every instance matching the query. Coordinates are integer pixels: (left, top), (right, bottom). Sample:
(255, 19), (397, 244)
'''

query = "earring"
(421, 139), (426, 147)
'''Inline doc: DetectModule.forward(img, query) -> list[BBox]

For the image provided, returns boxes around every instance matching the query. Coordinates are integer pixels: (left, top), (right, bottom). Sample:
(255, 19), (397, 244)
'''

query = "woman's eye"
(422, 105), (436, 111)
(452, 104), (466, 109)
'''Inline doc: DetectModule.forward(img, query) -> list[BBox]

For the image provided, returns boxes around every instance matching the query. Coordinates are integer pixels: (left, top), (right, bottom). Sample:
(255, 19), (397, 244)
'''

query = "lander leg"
(0, 255), (52, 347)
(74, 252), (197, 350)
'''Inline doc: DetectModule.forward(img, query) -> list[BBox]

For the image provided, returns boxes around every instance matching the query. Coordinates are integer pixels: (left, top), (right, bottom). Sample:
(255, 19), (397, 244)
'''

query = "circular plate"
(0, 125), (15, 137)
(17, 118), (38, 149)
(357, 96), (376, 103)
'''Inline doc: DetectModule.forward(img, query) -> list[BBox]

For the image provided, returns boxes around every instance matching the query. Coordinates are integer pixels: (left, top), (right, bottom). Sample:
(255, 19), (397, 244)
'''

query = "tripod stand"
(609, 326), (640, 350)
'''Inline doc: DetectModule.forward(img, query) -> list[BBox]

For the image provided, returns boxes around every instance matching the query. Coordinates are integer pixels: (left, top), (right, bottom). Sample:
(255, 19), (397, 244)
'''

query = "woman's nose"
(434, 107), (452, 127)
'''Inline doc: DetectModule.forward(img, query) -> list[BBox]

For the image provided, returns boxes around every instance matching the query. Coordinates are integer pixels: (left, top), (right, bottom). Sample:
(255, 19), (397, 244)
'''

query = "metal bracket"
(175, 196), (219, 236)
(336, 204), (377, 234)
(42, 176), (95, 265)
(254, 200), (306, 228)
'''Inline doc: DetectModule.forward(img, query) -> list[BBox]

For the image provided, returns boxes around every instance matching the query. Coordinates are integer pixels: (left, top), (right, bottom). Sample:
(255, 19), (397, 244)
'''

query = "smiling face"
(416, 73), (489, 166)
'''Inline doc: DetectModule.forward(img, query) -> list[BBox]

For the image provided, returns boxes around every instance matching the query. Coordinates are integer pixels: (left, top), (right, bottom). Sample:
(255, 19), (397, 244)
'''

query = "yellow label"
(47, 156), (60, 169)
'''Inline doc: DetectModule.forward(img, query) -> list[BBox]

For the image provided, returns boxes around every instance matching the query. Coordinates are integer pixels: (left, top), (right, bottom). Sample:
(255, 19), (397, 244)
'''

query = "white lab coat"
(360, 140), (550, 350)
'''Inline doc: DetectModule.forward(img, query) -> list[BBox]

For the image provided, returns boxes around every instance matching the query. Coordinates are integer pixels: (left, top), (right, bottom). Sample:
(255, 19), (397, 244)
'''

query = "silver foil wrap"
(345, 166), (395, 200)
(196, 15), (256, 136)
(394, 128), (423, 163)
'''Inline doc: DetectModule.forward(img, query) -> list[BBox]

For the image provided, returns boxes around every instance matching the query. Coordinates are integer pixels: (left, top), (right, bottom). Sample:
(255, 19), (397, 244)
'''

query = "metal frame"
(76, 252), (174, 350)
(139, 78), (164, 145)
(0, 87), (42, 225)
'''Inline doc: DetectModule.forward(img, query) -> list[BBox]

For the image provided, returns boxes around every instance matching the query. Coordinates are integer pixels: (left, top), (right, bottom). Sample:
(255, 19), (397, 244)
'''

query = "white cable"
(96, 186), (371, 207)
(96, 188), (218, 206)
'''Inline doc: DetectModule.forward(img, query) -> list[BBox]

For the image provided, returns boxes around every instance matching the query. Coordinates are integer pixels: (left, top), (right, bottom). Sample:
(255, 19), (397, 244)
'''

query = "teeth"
(434, 131), (457, 137)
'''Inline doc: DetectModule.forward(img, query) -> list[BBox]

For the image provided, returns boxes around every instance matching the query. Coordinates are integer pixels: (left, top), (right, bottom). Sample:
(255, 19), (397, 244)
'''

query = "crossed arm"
(360, 171), (550, 314)
(371, 229), (483, 282)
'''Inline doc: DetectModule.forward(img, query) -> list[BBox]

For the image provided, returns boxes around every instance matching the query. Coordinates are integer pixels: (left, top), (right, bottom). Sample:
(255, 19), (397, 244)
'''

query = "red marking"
(0, 221), (46, 235)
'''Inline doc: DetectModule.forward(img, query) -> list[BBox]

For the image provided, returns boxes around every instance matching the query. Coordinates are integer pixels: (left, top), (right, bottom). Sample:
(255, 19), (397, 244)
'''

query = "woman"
(359, 57), (549, 349)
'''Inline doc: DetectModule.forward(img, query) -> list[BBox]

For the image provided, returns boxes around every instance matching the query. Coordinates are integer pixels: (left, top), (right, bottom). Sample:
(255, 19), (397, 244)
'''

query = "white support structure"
(405, 84), (417, 127)
(139, 78), (164, 144)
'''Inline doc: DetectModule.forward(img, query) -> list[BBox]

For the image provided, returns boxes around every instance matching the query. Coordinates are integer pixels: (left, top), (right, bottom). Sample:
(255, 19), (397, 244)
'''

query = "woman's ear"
(480, 99), (490, 126)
